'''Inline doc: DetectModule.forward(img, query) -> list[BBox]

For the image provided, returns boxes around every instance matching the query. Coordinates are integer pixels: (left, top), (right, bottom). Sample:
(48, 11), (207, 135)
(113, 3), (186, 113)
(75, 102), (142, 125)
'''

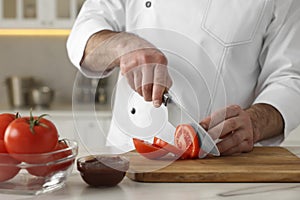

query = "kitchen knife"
(163, 93), (220, 158)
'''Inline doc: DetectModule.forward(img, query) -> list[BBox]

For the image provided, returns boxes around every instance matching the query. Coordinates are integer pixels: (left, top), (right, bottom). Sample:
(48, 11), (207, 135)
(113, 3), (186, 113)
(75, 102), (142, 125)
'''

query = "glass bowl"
(0, 139), (78, 195)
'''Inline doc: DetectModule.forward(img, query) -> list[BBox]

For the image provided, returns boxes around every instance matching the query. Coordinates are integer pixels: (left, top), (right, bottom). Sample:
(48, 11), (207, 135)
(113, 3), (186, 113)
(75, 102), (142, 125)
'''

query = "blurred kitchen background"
(0, 0), (299, 148)
(0, 0), (118, 110)
(0, 0), (118, 150)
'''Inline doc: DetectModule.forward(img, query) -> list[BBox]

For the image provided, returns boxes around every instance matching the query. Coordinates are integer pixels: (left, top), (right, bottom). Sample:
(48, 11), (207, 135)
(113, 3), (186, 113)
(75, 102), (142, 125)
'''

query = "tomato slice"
(153, 137), (187, 158)
(174, 124), (200, 159)
(132, 138), (169, 160)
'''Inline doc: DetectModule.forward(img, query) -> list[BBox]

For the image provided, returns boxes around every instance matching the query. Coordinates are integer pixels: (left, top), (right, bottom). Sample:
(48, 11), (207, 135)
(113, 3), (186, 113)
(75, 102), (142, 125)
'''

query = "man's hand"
(120, 48), (172, 107)
(200, 105), (254, 155)
(200, 104), (284, 156)
(81, 30), (172, 107)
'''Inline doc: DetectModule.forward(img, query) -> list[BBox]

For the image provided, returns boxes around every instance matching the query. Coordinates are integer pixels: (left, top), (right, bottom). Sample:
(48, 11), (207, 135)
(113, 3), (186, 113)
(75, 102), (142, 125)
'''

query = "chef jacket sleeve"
(66, 0), (125, 78)
(254, 0), (300, 145)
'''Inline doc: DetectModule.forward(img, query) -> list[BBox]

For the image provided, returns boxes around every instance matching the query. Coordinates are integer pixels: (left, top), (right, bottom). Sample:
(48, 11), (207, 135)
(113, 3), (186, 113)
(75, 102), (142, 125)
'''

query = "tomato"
(0, 140), (6, 153)
(4, 114), (59, 162)
(174, 124), (200, 159)
(153, 137), (187, 158)
(0, 140), (20, 182)
(0, 113), (17, 140)
(51, 140), (74, 172)
(133, 125), (201, 160)
(133, 138), (169, 160)
(27, 140), (74, 177)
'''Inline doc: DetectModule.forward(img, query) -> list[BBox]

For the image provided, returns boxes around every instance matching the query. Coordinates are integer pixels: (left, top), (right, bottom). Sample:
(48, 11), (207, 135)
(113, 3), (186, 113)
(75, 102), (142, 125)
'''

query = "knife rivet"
(145, 1), (152, 8)
(130, 108), (136, 114)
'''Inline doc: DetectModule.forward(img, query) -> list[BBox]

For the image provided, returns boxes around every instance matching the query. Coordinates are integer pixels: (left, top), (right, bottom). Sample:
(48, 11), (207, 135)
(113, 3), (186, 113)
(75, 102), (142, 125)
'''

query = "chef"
(67, 0), (300, 156)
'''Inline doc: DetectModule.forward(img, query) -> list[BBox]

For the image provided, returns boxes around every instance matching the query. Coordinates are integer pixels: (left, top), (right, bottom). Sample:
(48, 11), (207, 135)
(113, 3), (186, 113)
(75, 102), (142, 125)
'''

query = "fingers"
(142, 64), (154, 101)
(133, 70), (143, 96)
(120, 49), (171, 107)
(200, 105), (242, 140)
(217, 130), (247, 153)
(130, 64), (170, 106)
(220, 139), (254, 156)
(208, 105), (242, 129)
(217, 129), (254, 156)
(152, 64), (172, 107)
(124, 72), (135, 91)
(201, 105), (254, 156)
(200, 117), (211, 130)
(208, 116), (243, 140)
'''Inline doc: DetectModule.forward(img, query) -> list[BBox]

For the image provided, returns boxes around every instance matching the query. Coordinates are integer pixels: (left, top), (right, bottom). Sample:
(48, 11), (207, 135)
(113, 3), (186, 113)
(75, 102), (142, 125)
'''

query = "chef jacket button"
(145, 1), (152, 8)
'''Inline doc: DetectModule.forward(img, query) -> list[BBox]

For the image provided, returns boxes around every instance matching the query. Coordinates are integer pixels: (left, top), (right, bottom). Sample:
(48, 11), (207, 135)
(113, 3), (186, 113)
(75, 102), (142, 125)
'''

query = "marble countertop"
(1, 173), (300, 200)
(1, 147), (300, 200)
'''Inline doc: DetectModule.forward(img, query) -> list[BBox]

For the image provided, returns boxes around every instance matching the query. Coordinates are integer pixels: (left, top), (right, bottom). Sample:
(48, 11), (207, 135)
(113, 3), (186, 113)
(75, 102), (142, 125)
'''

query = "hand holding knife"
(162, 93), (220, 158)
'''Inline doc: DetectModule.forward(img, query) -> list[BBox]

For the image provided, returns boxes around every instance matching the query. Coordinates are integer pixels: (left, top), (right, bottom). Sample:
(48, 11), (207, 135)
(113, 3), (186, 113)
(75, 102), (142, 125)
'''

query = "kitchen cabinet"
(42, 111), (112, 151)
(0, 0), (85, 28)
(71, 112), (112, 150)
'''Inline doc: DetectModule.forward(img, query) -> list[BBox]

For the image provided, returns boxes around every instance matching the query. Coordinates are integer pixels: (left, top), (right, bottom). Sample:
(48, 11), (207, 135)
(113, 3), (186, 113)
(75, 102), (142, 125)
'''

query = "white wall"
(0, 36), (78, 107)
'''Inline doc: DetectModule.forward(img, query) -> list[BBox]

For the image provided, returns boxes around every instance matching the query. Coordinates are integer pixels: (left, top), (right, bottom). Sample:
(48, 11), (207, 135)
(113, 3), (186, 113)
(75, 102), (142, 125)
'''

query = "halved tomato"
(132, 138), (169, 160)
(174, 124), (200, 159)
(153, 137), (187, 159)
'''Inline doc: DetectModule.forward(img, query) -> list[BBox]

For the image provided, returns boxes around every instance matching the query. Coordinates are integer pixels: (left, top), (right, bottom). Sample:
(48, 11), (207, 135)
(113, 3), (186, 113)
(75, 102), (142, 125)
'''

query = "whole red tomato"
(27, 140), (74, 177)
(0, 113), (18, 140)
(4, 114), (59, 162)
(0, 140), (20, 182)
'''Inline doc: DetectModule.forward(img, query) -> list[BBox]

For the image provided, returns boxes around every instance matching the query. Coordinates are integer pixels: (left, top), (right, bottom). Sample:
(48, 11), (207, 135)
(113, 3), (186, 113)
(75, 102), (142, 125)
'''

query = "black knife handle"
(162, 93), (171, 106)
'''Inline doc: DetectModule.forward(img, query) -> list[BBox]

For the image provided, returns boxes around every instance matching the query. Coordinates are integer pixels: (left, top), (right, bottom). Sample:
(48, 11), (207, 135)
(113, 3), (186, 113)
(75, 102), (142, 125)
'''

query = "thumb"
(199, 116), (211, 131)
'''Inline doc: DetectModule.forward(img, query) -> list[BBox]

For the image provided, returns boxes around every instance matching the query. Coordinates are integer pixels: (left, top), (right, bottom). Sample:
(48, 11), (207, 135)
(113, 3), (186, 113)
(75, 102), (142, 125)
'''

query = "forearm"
(81, 30), (119, 72)
(80, 30), (156, 73)
(246, 103), (284, 143)
(83, 30), (117, 60)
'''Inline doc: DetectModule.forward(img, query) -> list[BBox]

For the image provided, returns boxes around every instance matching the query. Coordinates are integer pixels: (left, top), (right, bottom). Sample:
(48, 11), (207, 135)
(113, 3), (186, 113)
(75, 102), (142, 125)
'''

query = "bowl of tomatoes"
(0, 112), (78, 195)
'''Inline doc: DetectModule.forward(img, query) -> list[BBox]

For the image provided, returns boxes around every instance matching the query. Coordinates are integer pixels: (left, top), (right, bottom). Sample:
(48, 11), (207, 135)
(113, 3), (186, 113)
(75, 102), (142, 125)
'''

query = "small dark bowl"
(77, 155), (129, 187)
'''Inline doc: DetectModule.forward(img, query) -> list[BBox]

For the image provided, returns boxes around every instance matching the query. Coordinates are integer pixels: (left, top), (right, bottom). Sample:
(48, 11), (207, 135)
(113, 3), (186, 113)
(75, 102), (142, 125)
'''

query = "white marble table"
(1, 146), (300, 200)
(0, 106), (299, 200)
(1, 174), (300, 200)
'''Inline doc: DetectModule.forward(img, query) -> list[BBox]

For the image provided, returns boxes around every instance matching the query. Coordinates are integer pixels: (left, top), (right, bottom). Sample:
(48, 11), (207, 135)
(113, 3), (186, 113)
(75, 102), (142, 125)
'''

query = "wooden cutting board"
(126, 147), (300, 183)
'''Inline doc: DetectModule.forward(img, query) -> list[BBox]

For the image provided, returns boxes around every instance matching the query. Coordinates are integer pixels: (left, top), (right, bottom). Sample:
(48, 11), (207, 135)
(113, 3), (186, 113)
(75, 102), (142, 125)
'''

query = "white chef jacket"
(67, 0), (300, 150)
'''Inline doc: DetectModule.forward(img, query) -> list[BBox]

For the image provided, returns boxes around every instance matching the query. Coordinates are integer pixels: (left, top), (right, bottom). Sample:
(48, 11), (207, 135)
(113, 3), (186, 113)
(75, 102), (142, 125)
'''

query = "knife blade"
(163, 93), (220, 158)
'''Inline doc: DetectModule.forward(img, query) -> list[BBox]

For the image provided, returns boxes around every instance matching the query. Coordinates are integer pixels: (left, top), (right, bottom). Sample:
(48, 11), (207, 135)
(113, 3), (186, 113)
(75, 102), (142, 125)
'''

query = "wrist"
(246, 106), (262, 143)
(114, 32), (156, 56)
(246, 103), (284, 143)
